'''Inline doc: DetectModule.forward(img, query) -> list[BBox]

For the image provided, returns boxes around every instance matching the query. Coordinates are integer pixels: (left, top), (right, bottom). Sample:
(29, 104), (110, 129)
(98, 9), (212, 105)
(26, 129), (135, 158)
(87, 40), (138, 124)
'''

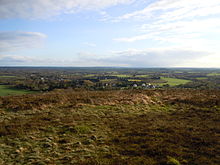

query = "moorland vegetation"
(0, 88), (219, 164)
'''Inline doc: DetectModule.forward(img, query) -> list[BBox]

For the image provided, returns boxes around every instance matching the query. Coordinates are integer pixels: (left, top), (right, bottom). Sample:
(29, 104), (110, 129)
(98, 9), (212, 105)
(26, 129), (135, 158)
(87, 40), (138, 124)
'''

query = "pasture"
(0, 85), (34, 96)
(160, 77), (191, 86)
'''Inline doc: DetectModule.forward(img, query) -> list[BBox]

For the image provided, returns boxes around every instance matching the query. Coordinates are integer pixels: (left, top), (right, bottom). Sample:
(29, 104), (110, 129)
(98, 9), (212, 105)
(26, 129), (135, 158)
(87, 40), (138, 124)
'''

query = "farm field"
(196, 77), (208, 80)
(110, 74), (149, 78)
(160, 77), (191, 86)
(100, 79), (117, 82)
(111, 74), (131, 78)
(0, 76), (16, 78)
(128, 79), (141, 82)
(0, 85), (34, 96)
(207, 73), (220, 76)
(1, 67), (220, 91)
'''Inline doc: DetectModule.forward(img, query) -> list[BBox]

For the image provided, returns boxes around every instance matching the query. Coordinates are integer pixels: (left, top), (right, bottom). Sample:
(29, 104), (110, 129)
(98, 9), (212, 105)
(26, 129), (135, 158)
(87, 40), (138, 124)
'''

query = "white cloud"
(67, 48), (212, 67)
(83, 42), (97, 47)
(0, 0), (135, 19)
(114, 32), (160, 42)
(0, 31), (47, 53)
(1, 47), (219, 67)
(0, 55), (37, 65)
(104, 48), (210, 67)
(114, 34), (150, 42)
(116, 17), (220, 44)
(0, 54), (65, 66)
(115, 0), (220, 22)
(112, 0), (220, 56)
(99, 11), (112, 21)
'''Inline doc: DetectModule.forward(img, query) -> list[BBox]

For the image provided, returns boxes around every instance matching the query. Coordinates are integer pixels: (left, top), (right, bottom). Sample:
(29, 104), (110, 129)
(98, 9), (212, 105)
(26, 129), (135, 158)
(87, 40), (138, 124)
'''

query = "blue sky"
(0, 0), (220, 67)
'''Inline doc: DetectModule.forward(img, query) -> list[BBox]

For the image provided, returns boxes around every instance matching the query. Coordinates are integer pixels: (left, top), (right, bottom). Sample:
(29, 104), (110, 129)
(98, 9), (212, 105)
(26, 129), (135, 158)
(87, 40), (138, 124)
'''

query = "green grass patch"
(136, 75), (149, 78)
(160, 77), (191, 86)
(111, 74), (131, 78)
(100, 79), (117, 82)
(128, 79), (141, 82)
(0, 75), (17, 78)
(188, 72), (198, 73)
(148, 104), (175, 112)
(160, 73), (169, 75)
(73, 125), (91, 134)
(167, 156), (181, 165)
(196, 77), (208, 80)
(83, 74), (97, 77)
(0, 85), (34, 96)
(111, 74), (148, 78)
(207, 73), (220, 76)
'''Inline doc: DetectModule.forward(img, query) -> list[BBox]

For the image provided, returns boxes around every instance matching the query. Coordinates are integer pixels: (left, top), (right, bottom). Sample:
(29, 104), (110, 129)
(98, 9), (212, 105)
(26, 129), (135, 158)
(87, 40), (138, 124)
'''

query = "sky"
(0, 0), (220, 67)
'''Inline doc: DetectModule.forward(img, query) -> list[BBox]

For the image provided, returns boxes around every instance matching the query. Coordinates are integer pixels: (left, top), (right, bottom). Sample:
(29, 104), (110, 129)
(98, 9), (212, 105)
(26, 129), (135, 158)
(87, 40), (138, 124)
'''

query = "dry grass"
(0, 89), (219, 164)
(0, 89), (160, 111)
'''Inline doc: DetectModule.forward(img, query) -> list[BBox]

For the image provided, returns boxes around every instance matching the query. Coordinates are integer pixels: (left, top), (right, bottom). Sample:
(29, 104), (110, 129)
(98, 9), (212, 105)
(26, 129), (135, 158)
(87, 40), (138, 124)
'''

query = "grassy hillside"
(0, 89), (219, 164)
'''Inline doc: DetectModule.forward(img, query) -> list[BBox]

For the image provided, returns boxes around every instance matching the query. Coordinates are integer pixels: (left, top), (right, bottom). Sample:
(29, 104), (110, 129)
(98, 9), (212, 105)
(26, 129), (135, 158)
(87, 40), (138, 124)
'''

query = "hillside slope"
(0, 89), (219, 165)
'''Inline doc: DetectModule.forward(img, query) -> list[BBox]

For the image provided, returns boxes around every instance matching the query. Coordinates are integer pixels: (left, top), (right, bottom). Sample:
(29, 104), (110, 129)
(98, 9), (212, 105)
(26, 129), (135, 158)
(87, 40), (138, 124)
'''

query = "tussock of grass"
(167, 156), (181, 165)
(72, 125), (91, 134)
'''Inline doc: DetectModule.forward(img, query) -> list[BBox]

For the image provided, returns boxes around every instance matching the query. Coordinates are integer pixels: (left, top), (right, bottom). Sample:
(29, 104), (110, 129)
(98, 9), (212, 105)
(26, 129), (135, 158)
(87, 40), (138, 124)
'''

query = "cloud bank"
(1, 48), (210, 67)
(114, 0), (220, 44)
(113, 0), (220, 67)
(99, 48), (209, 67)
(0, 31), (46, 53)
(0, 0), (134, 19)
(115, 0), (220, 21)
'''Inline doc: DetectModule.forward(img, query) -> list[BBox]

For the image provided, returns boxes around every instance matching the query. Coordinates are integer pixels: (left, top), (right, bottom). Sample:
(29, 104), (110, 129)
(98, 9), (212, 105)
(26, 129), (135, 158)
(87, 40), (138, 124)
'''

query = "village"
(1, 67), (220, 93)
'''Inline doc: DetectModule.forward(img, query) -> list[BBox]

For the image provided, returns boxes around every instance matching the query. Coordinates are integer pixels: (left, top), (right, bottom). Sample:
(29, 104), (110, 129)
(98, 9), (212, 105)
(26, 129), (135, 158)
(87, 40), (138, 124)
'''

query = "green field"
(136, 74), (149, 78)
(111, 74), (131, 78)
(0, 85), (34, 96)
(160, 77), (191, 86)
(0, 76), (16, 78)
(207, 73), (220, 76)
(83, 74), (96, 77)
(128, 79), (141, 82)
(100, 79), (117, 82)
(196, 77), (208, 80)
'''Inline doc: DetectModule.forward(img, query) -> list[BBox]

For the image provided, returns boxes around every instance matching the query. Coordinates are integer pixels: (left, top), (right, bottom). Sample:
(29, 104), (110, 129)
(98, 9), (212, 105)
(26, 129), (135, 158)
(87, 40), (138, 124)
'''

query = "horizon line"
(0, 66), (220, 69)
